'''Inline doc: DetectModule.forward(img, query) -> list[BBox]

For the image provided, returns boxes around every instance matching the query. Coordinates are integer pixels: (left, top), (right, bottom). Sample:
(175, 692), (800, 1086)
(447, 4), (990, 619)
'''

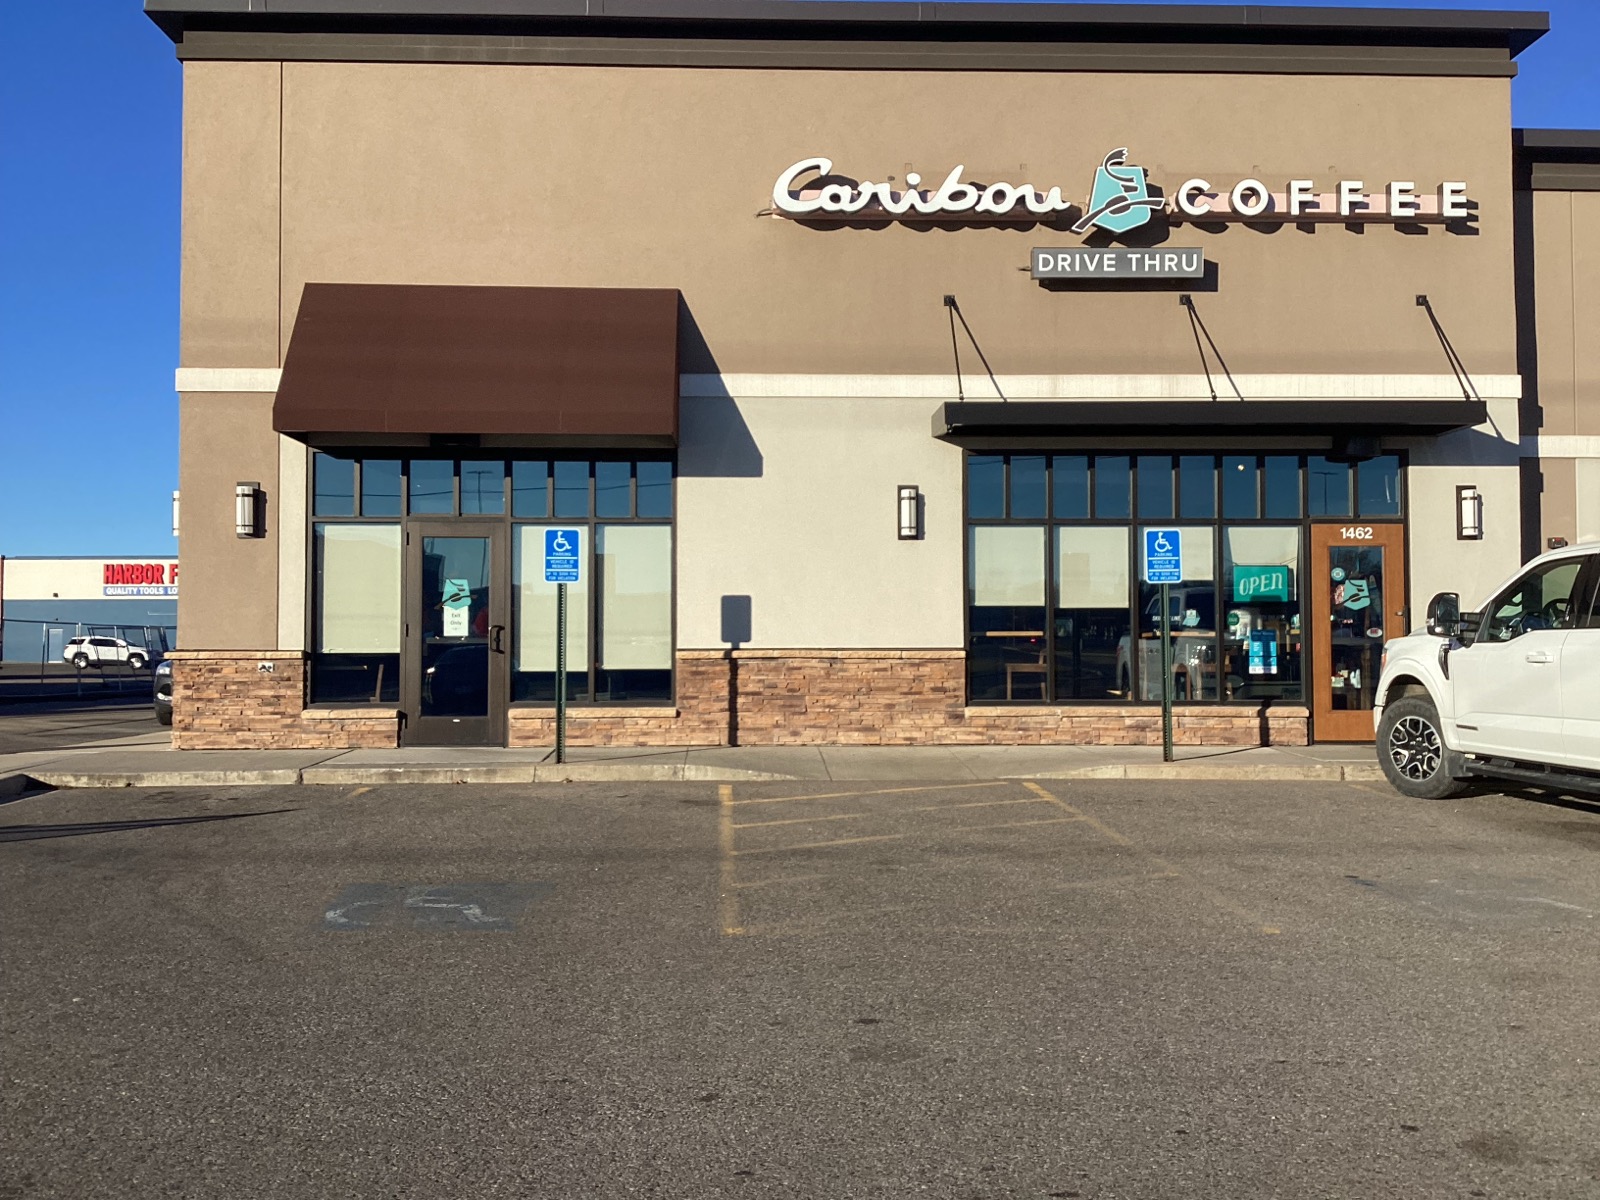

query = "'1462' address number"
(1340, 526), (1375, 540)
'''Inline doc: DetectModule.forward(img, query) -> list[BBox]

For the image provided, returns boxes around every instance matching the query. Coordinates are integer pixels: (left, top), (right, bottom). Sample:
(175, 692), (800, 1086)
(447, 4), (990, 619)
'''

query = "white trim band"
(681, 373), (1523, 401)
(176, 367), (283, 393)
(1520, 435), (1600, 459)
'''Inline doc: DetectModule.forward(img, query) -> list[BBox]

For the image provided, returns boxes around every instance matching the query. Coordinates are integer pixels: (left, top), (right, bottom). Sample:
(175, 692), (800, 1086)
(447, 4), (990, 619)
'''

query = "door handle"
(489, 624), (505, 653)
(1525, 649), (1554, 664)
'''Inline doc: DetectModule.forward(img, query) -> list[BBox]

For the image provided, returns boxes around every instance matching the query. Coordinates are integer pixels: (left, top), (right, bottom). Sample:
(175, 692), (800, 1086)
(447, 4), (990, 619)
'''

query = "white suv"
(62, 636), (151, 671)
(1373, 541), (1600, 798)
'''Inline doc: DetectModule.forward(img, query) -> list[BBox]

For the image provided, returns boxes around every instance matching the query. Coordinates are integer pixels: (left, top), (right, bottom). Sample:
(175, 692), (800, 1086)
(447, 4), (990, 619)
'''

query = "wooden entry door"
(1309, 522), (1407, 743)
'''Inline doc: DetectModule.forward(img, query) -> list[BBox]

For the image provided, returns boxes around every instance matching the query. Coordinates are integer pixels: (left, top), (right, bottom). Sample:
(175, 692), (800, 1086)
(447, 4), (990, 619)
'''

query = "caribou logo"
(1070, 147), (1164, 235)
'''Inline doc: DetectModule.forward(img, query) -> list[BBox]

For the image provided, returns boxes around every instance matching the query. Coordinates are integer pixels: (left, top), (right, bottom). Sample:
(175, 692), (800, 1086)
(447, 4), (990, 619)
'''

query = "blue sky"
(1, 0), (1596, 558)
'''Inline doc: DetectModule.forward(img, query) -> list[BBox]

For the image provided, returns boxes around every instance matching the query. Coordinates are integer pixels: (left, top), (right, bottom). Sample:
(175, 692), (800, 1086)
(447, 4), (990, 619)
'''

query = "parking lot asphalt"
(0, 702), (163, 756)
(3, 778), (1599, 1199)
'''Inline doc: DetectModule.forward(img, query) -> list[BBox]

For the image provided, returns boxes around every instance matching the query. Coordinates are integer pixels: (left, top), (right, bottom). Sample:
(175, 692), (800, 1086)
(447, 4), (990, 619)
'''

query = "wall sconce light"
(171, 490), (181, 539)
(898, 484), (921, 540)
(235, 481), (262, 538)
(1455, 484), (1482, 540)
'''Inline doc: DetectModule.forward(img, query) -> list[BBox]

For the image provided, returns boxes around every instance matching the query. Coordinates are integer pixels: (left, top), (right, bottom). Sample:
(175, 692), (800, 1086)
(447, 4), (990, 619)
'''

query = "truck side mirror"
(1425, 592), (1461, 638)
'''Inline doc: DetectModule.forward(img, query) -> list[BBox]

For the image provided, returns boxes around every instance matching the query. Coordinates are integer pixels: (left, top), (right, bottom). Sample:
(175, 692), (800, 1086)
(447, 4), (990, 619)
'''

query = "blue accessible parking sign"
(1143, 528), (1183, 584)
(544, 528), (582, 583)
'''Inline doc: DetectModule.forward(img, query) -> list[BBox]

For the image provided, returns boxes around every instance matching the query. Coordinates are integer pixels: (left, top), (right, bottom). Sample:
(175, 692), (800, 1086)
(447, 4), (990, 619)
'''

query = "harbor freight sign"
(1031, 247), (1204, 279)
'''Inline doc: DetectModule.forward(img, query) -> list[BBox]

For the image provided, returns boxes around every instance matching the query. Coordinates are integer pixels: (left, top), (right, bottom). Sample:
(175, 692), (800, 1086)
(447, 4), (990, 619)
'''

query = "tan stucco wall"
(180, 60), (1517, 379)
(676, 393), (965, 649)
(181, 62), (282, 368)
(177, 394), (280, 649)
(1530, 190), (1600, 438)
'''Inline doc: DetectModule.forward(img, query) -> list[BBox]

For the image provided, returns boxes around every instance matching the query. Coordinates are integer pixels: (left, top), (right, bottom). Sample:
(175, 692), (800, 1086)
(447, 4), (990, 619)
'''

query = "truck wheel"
(1377, 696), (1468, 799)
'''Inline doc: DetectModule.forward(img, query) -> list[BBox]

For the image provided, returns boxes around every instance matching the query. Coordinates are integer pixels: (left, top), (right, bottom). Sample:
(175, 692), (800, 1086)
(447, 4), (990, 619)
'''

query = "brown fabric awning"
(273, 283), (681, 445)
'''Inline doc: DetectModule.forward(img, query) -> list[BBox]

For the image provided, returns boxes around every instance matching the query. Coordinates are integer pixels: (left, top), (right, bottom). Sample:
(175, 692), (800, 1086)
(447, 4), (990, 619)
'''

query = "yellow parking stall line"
(950, 816), (1087, 832)
(905, 796), (1052, 814)
(1022, 781), (1281, 936)
(732, 833), (904, 857)
(730, 781), (1009, 807)
(346, 786), (374, 798)
(729, 873), (826, 890)
(733, 812), (869, 830)
(718, 784), (745, 937)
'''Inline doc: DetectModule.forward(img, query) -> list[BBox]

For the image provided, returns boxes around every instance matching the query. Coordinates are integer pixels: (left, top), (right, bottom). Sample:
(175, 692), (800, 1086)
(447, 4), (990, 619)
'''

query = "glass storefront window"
(512, 525), (592, 702)
(1010, 455), (1047, 518)
(636, 461), (674, 518)
(1137, 456), (1174, 519)
(1051, 456), (1089, 519)
(1054, 527), (1131, 700)
(554, 460), (589, 518)
(1095, 456), (1132, 519)
(1223, 527), (1303, 702)
(459, 461), (505, 515)
(1136, 527), (1217, 701)
(968, 455), (1004, 518)
(959, 452), (1401, 707)
(595, 525), (673, 703)
(967, 526), (1047, 701)
(1222, 456), (1258, 518)
(409, 459), (454, 515)
(313, 454), (356, 517)
(512, 460), (549, 518)
(361, 460), (402, 517)
(310, 523), (401, 703)
(1357, 456), (1402, 517)
(1178, 456), (1216, 519)
(1264, 456), (1301, 518)
(595, 460), (632, 518)
(1307, 457), (1352, 517)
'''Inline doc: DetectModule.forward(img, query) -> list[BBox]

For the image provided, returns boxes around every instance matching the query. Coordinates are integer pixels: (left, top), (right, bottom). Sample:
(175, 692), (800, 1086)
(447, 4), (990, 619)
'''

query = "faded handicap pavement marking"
(323, 883), (549, 931)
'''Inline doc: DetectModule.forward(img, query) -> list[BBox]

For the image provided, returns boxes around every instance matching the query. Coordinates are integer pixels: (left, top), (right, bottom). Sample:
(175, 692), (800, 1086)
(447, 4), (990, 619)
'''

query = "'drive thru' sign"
(1031, 247), (1205, 279)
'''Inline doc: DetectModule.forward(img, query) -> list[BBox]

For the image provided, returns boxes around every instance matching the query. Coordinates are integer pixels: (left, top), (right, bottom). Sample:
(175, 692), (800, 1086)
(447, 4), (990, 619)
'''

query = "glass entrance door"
(403, 522), (509, 746)
(1309, 523), (1406, 742)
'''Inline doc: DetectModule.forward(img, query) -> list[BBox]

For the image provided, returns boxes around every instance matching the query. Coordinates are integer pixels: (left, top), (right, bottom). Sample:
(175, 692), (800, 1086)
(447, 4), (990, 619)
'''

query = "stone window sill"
(302, 706), (402, 721)
(508, 706), (679, 719)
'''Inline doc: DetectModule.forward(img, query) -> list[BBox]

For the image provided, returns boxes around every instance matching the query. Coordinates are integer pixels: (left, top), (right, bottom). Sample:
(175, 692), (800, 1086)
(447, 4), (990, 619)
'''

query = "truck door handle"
(1525, 649), (1554, 664)
(490, 624), (505, 653)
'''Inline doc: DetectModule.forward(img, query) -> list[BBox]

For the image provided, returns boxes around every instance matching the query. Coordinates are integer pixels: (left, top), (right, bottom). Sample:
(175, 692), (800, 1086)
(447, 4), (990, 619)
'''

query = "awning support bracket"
(943, 294), (1007, 402)
(1179, 294), (1244, 402)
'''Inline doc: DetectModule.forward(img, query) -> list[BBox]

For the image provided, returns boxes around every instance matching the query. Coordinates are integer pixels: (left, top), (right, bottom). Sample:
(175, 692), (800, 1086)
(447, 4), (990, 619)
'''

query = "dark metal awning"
(934, 399), (1488, 440)
(273, 283), (681, 446)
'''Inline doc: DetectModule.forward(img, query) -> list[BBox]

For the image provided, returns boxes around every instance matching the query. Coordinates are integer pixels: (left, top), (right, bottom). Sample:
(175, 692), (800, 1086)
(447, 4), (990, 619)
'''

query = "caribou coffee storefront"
(148, 0), (1559, 749)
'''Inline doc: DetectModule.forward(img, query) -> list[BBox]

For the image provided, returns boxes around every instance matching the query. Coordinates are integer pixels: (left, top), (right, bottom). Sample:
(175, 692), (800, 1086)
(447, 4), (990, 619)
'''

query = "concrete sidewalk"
(0, 734), (1385, 793)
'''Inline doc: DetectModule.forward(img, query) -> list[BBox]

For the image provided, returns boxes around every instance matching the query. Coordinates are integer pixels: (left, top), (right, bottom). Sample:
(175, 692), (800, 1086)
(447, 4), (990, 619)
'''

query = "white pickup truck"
(1373, 540), (1600, 798)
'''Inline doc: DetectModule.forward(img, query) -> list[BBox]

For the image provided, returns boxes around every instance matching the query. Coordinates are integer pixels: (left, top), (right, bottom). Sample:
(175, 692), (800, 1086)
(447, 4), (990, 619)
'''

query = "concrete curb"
(12, 762), (1387, 789)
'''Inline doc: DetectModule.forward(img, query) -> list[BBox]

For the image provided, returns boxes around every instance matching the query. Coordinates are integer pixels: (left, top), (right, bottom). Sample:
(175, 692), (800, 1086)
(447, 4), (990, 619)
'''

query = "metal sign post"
(1142, 528), (1183, 764)
(555, 581), (567, 765)
(543, 528), (583, 765)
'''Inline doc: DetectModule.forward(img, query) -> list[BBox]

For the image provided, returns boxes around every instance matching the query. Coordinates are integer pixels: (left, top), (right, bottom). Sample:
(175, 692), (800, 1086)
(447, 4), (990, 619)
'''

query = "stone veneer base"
(170, 649), (1310, 750)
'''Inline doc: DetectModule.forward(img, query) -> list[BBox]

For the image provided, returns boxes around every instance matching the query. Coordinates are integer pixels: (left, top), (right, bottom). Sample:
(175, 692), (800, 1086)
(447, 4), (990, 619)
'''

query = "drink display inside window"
(1223, 527), (1303, 701)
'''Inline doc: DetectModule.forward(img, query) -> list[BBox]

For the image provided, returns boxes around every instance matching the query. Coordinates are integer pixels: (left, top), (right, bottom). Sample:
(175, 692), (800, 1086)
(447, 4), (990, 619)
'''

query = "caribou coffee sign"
(771, 148), (1472, 230)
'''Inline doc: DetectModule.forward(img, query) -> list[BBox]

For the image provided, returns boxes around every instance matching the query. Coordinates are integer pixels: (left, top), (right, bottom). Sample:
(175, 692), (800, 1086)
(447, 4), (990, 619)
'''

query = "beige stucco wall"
(1402, 393), (1522, 615)
(176, 393), (280, 649)
(177, 56), (1527, 653)
(181, 62), (282, 369)
(676, 392), (965, 649)
(1529, 190), (1600, 438)
(180, 60), (1518, 379)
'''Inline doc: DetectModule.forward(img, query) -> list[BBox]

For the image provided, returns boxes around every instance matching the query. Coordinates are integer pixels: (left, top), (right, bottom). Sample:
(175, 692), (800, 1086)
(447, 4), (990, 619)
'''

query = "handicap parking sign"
(544, 528), (582, 583)
(1143, 528), (1183, 584)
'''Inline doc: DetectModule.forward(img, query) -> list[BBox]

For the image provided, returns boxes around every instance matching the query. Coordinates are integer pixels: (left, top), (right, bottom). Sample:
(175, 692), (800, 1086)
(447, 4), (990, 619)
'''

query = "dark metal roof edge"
(1515, 128), (1600, 162)
(142, 1), (1550, 54)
